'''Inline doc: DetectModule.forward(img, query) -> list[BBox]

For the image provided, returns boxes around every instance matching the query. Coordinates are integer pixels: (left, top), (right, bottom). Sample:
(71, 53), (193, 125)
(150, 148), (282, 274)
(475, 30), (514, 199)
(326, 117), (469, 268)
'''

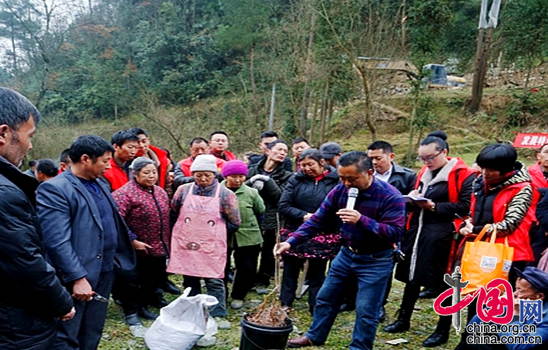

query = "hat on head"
(320, 142), (342, 160)
(515, 267), (548, 294)
(222, 160), (248, 178)
(190, 154), (218, 173)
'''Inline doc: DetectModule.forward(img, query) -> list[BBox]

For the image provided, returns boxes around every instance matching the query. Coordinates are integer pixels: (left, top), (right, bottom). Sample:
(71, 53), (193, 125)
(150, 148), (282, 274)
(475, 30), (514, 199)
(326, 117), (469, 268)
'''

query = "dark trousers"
(53, 271), (115, 350)
(400, 281), (451, 333)
(231, 244), (261, 300)
(137, 255), (167, 306)
(256, 229), (276, 286)
(111, 266), (140, 316)
(280, 255), (328, 313)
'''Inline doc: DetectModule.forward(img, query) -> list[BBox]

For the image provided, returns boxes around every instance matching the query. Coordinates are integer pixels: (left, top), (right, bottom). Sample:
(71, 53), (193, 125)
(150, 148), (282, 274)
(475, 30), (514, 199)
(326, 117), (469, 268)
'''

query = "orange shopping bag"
(460, 224), (514, 295)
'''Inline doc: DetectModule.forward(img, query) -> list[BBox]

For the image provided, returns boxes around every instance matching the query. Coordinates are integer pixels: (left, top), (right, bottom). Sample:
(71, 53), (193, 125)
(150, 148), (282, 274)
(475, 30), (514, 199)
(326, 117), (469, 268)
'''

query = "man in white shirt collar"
(367, 141), (395, 183)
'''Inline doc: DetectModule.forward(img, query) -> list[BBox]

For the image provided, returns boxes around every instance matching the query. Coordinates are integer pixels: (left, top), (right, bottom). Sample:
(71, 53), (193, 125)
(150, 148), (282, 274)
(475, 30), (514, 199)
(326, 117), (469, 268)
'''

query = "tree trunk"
(357, 65), (376, 142)
(467, 27), (494, 112)
(10, 19), (17, 83)
(319, 98), (327, 145)
(405, 95), (418, 166)
(250, 47), (259, 123)
(523, 62), (532, 94)
(299, 11), (316, 137)
(309, 94), (316, 144)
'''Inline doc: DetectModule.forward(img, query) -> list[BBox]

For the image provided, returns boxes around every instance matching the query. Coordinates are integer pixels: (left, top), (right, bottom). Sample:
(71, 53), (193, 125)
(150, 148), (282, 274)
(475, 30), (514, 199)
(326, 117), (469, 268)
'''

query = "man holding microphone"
(275, 151), (406, 350)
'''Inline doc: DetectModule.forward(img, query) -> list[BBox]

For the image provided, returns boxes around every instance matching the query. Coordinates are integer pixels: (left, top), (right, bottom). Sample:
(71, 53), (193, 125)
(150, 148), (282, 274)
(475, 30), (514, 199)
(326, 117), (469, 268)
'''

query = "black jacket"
(247, 158), (293, 230)
(279, 167), (339, 231)
(388, 163), (417, 195)
(0, 156), (73, 349)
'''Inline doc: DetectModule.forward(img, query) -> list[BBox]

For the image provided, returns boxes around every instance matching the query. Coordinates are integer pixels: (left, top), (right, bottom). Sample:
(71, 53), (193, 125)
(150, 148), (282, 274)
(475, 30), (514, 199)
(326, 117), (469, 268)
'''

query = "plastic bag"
(145, 287), (218, 350)
(196, 317), (218, 347)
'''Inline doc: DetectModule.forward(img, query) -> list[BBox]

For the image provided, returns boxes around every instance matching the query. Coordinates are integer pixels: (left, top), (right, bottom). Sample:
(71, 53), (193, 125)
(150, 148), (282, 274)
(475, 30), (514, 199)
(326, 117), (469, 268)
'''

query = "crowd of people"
(1, 85), (548, 350)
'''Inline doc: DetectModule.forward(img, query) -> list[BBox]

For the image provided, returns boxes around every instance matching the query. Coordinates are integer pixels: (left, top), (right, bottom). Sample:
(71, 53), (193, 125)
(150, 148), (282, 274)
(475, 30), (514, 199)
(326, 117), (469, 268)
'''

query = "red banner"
(513, 133), (548, 149)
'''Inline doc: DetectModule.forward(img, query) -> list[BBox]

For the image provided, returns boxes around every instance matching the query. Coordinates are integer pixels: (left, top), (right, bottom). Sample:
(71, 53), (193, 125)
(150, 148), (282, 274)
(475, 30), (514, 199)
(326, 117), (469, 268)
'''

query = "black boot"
(378, 305), (386, 323)
(422, 316), (450, 347)
(418, 287), (441, 299)
(150, 296), (169, 309)
(138, 306), (158, 320)
(383, 308), (411, 333)
(161, 280), (181, 295)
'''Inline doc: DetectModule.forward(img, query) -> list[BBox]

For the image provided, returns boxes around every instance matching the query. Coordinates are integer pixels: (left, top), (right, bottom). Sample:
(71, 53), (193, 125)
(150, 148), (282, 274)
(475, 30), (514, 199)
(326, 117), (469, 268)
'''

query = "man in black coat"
(367, 141), (417, 321)
(0, 87), (75, 349)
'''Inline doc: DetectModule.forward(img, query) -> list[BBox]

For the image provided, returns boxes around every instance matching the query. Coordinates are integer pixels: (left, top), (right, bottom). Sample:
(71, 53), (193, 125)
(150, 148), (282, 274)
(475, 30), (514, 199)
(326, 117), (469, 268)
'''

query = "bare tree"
(316, 0), (404, 142)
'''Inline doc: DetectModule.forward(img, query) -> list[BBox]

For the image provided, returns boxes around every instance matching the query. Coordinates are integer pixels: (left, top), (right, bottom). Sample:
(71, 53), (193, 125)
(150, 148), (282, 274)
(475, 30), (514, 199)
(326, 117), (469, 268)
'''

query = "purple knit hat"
(222, 160), (248, 177)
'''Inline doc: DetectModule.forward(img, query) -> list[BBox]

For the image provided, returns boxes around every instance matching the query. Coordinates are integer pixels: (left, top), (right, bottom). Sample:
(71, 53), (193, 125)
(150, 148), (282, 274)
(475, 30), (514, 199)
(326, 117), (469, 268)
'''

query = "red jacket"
(471, 180), (534, 262)
(149, 145), (170, 190)
(103, 158), (129, 191)
(210, 149), (237, 162)
(178, 156), (226, 177)
(527, 162), (548, 221)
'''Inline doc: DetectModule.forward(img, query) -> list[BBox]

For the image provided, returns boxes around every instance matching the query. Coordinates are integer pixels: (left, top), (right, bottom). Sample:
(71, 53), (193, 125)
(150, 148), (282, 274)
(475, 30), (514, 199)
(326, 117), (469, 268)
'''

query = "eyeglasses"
(416, 150), (443, 163)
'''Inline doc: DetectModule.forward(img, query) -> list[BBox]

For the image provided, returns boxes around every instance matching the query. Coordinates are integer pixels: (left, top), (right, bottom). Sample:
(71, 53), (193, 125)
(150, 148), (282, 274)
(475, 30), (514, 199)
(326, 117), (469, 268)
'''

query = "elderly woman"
(278, 148), (340, 314)
(168, 154), (240, 329)
(387, 131), (476, 347)
(112, 157), (171, 326)
(246, 140), (293, 291)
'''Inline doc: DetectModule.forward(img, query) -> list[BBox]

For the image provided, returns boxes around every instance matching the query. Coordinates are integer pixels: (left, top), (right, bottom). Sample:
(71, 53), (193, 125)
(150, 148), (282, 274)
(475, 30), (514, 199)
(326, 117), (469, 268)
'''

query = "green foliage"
(499, 0), (548, 69)
(506, 91), (541, 127)
(0, 0), (546, 133)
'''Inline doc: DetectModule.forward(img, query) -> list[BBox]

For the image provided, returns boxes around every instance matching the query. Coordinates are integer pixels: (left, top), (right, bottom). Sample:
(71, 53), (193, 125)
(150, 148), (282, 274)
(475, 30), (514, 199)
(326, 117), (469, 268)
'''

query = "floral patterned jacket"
(113, 181), (171, 257)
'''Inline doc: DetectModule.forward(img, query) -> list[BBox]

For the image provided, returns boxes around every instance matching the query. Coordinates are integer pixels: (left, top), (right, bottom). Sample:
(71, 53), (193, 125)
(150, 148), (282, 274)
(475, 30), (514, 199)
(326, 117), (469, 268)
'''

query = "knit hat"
(129, 157), (155, 173)
(222, 160), (248, 178)
(190, 154), (218, 173)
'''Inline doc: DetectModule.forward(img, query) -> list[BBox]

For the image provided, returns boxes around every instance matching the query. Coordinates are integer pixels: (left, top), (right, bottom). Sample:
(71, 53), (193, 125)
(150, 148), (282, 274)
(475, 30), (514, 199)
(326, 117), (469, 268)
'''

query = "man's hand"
(72, 277), (93, 301)
(58, 307), (76, 321)
(132, 240), (153, 254)
(303, 213), (313, 222)
(274, 242), (291, 256)
(336, 209), (361, 224)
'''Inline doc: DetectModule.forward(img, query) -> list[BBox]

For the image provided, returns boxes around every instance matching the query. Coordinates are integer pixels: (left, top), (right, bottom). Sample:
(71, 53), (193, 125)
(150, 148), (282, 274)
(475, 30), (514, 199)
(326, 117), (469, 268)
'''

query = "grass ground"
(98, 276), (461, 350)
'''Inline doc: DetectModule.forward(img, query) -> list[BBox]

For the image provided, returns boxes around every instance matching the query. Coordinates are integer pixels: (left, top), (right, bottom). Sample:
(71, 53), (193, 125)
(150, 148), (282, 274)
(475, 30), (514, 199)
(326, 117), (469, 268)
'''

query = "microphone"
(346, 187), (359, 210)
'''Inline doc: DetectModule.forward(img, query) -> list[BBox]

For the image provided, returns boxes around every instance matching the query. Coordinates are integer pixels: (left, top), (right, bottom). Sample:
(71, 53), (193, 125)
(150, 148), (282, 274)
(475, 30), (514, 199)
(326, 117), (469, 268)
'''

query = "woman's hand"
(132, 240), (152, 254)
(459, 220), (475, 237)
(416, 200), (435, 211)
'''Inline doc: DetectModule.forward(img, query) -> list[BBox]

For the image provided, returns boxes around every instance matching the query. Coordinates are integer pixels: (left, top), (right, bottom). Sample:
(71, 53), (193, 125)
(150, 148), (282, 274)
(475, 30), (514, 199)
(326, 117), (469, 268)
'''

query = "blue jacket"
(36, 169), (136, 289)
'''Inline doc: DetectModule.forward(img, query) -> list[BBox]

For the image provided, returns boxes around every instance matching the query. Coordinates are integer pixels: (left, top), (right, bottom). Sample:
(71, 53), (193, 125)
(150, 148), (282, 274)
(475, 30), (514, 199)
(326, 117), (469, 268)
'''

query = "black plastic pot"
(240, 314), (293, 350)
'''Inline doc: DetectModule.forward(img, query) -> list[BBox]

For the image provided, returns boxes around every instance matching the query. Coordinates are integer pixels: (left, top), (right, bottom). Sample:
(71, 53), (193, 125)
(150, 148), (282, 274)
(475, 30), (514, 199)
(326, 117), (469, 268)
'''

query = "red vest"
(103, 158), (129, 191)
(471, 181), (534, 262)
(528, 162), (548, 221)
(408, 157), (476, 229)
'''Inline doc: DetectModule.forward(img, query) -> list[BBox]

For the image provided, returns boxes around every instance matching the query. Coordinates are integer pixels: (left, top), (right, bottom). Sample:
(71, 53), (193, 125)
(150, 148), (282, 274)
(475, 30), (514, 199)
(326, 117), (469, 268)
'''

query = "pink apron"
(167, 184), (227, 278)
